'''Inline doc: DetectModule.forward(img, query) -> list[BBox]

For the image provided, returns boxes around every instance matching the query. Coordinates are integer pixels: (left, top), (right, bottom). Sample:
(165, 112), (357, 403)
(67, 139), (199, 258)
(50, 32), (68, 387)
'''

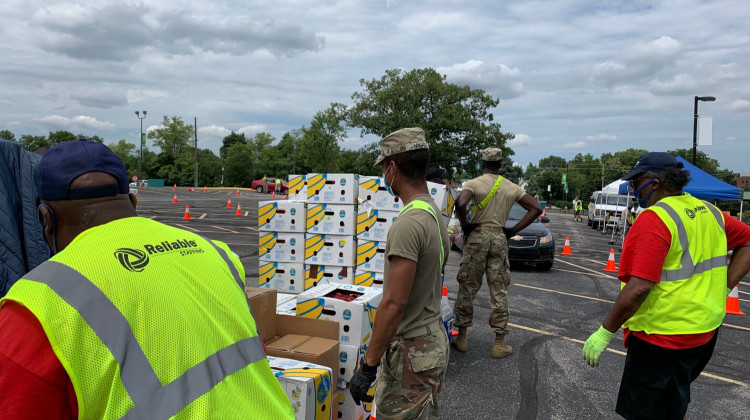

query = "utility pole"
(194, 117), (198, 188)
(601, 164), (605, 189)
(135, 110), (147, 186)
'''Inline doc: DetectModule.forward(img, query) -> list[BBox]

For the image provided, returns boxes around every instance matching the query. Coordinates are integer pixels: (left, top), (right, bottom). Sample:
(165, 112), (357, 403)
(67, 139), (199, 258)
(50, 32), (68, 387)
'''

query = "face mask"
(382, 163), (396, 197)
(38, 203), (58, 255)
(631, 179), (657, 209)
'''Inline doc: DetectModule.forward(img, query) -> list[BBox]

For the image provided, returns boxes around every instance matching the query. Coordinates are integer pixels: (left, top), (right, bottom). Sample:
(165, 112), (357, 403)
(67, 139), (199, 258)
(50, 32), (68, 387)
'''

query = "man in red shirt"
(582, 152), (750, 419)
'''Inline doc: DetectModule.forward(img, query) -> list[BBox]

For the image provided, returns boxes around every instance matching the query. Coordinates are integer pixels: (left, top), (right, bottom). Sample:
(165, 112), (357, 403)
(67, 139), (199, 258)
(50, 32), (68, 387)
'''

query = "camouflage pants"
(453, 229), (511, 335)
(375, 329), (449, 419)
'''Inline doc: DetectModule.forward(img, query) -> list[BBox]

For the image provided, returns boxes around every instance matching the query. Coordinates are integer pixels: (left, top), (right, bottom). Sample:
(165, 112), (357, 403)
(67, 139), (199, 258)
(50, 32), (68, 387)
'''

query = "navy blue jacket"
(0, 140), (48, 297)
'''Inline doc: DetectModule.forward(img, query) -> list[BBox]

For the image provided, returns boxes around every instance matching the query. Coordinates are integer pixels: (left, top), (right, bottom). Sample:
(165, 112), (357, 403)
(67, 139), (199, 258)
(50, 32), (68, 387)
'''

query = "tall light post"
(692, 96), (715, 165)
(135, 110), (147, 185)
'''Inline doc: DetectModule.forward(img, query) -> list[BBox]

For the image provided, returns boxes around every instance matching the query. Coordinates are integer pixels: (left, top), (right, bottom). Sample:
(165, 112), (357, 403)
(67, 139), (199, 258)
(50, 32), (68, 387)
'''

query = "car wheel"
(592, 222), (599, 230)
(537, 261), (553, 270)
(256, 186), (263, 193)
(283, 188), (289, 194)
(587, 218), (592, 226)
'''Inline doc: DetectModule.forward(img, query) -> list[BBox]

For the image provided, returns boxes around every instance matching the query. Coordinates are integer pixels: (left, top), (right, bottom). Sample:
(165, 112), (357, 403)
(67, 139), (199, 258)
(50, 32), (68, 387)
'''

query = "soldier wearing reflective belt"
(583, 152), (750, 419)
(0, 140), (292, 419)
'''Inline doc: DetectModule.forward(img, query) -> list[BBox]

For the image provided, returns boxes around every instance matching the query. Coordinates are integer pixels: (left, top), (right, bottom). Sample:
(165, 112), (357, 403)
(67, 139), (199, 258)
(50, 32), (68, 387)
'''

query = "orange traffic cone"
(203, 186), (207, 193)
(173, 184), (177, 190)
(226, 197), (232, 208)
(172, 193), (178, 204)
(284, 195), (288, 199)
(602, 249), (617, 272)
(541, 208), (546, 217)
(726, 286), (746, 316)
(271, 191), (276, 198)
(561, 236), (573, 255)
(235, 203), (243, 216)
(370, 400), (377, 420)
(236, 189), (240, 195)
(182, 205), (191, 220)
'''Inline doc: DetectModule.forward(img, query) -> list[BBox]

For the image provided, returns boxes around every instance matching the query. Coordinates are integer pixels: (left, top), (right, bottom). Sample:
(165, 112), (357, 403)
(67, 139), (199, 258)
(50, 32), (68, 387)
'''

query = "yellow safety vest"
(399, 199), (447, 267)
(2, 217), (293, 420)
(623, 194), (727, 335)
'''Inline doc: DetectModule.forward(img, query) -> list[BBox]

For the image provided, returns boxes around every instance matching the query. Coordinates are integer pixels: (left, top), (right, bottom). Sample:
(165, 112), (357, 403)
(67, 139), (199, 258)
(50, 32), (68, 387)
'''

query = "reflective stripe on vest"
(469, 175), (503, 212)
(651, 201), (727, 281)
(399, 200), (445, 267)
(21, 260), (267, 420)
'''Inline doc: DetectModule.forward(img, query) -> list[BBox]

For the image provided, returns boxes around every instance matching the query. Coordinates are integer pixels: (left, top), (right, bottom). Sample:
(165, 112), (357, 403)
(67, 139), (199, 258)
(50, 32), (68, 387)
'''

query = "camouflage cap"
(373, 127), (429, 166)
(481, 147), (502, 162)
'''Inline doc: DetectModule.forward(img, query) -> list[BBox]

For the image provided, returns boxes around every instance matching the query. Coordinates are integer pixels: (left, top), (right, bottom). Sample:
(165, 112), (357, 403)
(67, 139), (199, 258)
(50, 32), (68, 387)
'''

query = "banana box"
(353, 270), (384, 288)
(306, 173), (358, 204)
(305, 234), (356, 267)
(296, 283), (382, 347)
(306, 204), (356, 236)
(277, 297), (298, 315)
(259, 262), (305, 293)
(277, 293), (298, 305)
(356, 240), (386, 273)
(259, 201), (306, 233)
(427, 181), (459, 218)
(306, 265), (354, 289)
(337, 344), (361, 387)
(336, 386), (365, 420)
(268, 356), (333, 420)
(356, 208), (398, 242)
(288, 174), (307, 201)
(259, 232), (305, 263)
(357, 175), (402, 211)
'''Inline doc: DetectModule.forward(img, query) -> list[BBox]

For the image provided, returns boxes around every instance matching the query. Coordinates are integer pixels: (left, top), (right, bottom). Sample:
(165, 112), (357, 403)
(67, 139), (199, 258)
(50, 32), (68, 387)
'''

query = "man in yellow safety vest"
(0, 139), (293, 419)
(582, 152), (750, 419)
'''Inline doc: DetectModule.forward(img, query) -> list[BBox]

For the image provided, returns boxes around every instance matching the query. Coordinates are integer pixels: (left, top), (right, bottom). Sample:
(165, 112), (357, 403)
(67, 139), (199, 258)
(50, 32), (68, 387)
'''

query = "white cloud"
(145, 125), (162, 133)
(32, 114), (115, 131)
(593, 36), (681, 86)
(198, 124), (231, 137)
(649, 74), (697, 95)
(726, 99), (750, 112)
(562, 141), (587, 149)
(727, 136), (736, 141)
(127, 89), (169, 103)
(238, 124), (266, 135)
(438, 60), (524, 99)
(508, 133), (532, 146)
(71, 87), (128, 109)
(586, 133), (617, 142)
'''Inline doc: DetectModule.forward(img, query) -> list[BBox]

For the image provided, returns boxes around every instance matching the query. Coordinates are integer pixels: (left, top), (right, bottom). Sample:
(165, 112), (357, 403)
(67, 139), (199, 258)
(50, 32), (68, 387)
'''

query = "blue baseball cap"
(622, 152), (683, 181)
(38, 139), (129, 201)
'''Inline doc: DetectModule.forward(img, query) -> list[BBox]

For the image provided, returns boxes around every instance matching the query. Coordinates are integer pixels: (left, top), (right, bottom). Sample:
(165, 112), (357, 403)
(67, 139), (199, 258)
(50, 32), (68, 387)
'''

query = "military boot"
(492, 334), (513, 359)
(452, 327), (468, 352)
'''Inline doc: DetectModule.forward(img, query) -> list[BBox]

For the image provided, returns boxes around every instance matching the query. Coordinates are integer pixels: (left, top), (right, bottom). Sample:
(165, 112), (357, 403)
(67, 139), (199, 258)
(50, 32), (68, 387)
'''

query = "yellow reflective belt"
(399, 200), (444, 267)
(469, 175), (503, 212)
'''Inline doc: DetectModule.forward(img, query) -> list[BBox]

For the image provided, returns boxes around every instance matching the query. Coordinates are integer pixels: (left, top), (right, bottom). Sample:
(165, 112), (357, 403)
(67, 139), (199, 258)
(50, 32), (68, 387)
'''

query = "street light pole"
(692, 96), (715, 165)
(135, 110), (147, 185)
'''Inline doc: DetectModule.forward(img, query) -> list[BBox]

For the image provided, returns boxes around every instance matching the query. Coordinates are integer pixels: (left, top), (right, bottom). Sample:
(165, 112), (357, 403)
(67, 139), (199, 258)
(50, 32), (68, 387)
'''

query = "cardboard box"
(296, 283), (382, 347)
(357, 175), (402, 211)
(259, 200), (306, 233)
(307, 173), (358, 204)
(306, 204), (356, 236)
(259, 232), (305, 263)
(288, 174), (307, 201)
(268, 356), (333, 420)
(266, 334), (339, 388)
(305, 234), (356, 267)
(337, 388), (365, 420)
(356, 209), (398, 241)
(427, 181), (459, 218)
(353, 270), (384, 288)
(245, 287), (277, 342)
(306, 265), (355, 288)
(355, 240), (386, 273)
(337, 344), (362, 387)
(259, 262), (306, 293)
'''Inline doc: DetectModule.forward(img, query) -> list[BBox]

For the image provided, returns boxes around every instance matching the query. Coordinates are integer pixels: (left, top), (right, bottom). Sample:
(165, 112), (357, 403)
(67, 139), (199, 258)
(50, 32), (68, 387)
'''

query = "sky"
(1, 0), (749, 173)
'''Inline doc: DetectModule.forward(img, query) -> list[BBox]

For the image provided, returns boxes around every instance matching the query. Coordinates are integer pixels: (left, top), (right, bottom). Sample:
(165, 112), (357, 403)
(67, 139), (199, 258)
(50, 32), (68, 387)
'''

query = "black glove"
(503, 227), (515, 239)
(350, 360), (379, 405)
(462, 223), (479, 240)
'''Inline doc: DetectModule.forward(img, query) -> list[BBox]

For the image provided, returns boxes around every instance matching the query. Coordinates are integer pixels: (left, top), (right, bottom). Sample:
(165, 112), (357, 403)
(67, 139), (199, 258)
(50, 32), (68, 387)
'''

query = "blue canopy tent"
(675, 156), (743, 201)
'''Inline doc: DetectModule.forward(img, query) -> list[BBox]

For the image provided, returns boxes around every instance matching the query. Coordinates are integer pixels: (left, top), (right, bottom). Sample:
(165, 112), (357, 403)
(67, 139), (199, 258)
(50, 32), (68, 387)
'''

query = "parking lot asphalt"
(135, 187), (750, 419)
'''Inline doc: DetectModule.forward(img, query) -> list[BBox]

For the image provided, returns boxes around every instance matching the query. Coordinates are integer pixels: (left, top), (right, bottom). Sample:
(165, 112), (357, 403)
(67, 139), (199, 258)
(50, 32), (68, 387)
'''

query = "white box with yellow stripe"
(296, 283), (382, 348)
(427, 180), (459, 223)
(305, 264), (354, 288)
(356, 208), (398, 242)
(259, 232), (305, 263)
(357, 175), (402, 211)
(306, 173), (358, 204)
(356, 240), (385, 273)
(336, 383), (366, 420)
(268, 356), (333, 420)
(288, 174), (307, 201)
(337, 343), (362, 387)
(258, 200), (306, 233)
(306, 203), (356, 236)
(304, 234), (356, 267)
(259, 262), (306, 293)
(353, 270), (383, 288)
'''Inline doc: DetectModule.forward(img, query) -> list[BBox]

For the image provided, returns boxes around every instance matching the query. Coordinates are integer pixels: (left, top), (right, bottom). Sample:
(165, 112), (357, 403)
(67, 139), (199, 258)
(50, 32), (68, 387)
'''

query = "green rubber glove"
(583, 326), (614, 367)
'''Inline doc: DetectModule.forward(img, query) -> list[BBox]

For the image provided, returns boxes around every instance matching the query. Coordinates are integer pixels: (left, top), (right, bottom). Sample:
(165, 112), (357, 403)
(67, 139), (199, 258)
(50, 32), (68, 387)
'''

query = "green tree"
(336, 143), (381, 176)
(0, 129), (15, 142)
(47, 130), (78, 145)
(196, 149), (223, 187)
(347, 68), (513, 174)
(148, 116), (194, 162)
(108, 140), (138, 178)
(600, 148), (648, 183)
(220, 132), (247, 160)
(568, 153), (603, 201)
(224, 142), (255, 187)
(297, 105), (347, 173)
(19, 135), (49, 152)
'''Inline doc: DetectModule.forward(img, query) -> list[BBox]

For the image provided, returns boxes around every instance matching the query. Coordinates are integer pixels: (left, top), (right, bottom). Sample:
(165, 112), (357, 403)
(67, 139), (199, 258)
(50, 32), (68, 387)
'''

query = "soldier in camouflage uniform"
(349, 128), (450, 419)
(453, 148), (542, 358)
